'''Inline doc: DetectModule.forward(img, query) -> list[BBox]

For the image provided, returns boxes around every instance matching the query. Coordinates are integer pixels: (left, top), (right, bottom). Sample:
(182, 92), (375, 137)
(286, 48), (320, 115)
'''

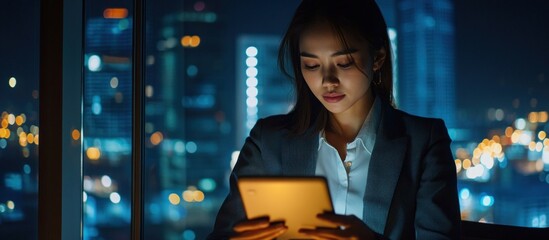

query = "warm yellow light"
(7, 114), (15, 125)
(528, 112), (538, 123)
(168, 193), (181, 205)
(493, 143), (502, 154)
(190, 36), (201, 47)
(473, 148), (481, 159)
(103, 8), (128, 19)
(544, 139), (549, 147)
(528, 142), (536, 151)
(536, 142), (543, 152)
(183, 190), (194, 202)
(15, 116), (23, 126)
(8, 77), (16, 88)
(472, 157), (480, 166)
(181, 36), (191, 47)
(539, 131), (547, 140)
(193, 190), (205, 202)
(462, 159), (472, 169)
(511, 131), (520, 143)
(72, 129), (81, 140)
(86, 147), (101, 160)
(181, 35), (201, 47)
(19, 133), (27, 147)
(34, 134), (38, 145)
(505, 127), (513, 137)
(1, 119), (7, 128)
(539, 111), (548, 123)
(6, 201), (14, 210)
(0, 128), (5, 138)
(536, 160), (544, 172)
(454, 159), (462, 173)
(150, 131), (163, 145)
(27, 133), (34, 144)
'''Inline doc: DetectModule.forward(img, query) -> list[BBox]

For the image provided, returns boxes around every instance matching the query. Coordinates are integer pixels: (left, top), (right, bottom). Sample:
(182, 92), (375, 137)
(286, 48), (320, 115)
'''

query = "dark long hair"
(278, 0), (394, 134)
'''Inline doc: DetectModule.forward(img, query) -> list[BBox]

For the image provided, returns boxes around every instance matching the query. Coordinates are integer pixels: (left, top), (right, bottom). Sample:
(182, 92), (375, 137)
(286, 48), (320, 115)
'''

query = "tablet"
(237, 176), (338, 240)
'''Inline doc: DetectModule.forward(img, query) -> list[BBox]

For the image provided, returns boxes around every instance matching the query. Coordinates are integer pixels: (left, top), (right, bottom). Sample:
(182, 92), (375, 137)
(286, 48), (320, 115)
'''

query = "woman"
(208, 0), (461, 239)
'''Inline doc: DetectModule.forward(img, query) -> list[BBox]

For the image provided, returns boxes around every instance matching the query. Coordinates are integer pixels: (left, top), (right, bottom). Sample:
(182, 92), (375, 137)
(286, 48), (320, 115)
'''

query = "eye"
(303, 64), (319, 70)
(337, 61), (354, 69)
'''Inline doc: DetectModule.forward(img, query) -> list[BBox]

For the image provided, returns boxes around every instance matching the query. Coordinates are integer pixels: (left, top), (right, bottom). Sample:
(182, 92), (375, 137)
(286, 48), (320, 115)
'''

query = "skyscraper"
(397, 0), (456, 128)
(236, 35), (294, 145)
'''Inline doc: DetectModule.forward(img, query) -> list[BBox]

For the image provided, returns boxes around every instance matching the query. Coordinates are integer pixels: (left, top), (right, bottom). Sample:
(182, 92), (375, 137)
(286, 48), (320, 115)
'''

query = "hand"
(230, 216), (288, 240)
(298, 213), (377, 240)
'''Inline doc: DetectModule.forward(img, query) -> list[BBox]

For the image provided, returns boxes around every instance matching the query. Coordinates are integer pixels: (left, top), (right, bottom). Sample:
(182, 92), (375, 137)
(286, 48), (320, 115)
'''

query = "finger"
(317, 213), (358, 227)
(233, 217), (270, 232)
(230, 224), (288, 240)
(299, 227), (345, 239)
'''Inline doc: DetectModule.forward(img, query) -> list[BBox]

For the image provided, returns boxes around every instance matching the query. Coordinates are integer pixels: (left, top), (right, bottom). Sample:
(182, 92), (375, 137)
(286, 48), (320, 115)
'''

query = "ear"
(372, 47), (387, 72)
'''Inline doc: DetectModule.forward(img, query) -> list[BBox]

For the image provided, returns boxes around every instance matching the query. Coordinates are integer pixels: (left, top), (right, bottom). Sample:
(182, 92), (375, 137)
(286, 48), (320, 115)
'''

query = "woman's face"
(299, 24), (378, 116)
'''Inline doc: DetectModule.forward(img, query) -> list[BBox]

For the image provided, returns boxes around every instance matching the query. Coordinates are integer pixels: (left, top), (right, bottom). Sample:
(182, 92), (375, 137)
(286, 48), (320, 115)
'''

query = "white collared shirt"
(315, 98), (381, 220)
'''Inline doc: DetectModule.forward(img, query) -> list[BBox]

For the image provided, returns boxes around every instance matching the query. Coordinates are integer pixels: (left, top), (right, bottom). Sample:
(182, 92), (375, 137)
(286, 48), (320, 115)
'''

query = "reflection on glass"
(82, 0), (133, 239)
(0, 1), (40, 239)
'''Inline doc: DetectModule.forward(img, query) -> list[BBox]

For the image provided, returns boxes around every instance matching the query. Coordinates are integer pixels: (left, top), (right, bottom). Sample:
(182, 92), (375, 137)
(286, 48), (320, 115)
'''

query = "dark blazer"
(208, 102), (461, 240)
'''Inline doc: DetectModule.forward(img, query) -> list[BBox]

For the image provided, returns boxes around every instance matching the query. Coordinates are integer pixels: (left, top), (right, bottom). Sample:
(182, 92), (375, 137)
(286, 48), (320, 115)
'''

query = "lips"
(322, 93), (345, 103)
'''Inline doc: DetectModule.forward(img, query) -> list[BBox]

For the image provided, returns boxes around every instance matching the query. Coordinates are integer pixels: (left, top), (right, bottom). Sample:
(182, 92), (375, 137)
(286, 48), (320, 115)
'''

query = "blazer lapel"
(281, 129), (319, 176)
(363, 103), (409, 234)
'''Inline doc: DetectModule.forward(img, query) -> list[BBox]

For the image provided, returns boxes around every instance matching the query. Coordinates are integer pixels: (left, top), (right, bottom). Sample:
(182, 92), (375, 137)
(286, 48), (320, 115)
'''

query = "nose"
(322, 67), (339, 88)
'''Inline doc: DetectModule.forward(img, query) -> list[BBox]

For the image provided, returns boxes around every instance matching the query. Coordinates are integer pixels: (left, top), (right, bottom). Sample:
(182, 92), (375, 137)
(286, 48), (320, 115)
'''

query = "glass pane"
(82, 1), (133, 239)
(451, 0), (549, 227)
(142, 1), (298, 239)
(0, 2), (40, 239)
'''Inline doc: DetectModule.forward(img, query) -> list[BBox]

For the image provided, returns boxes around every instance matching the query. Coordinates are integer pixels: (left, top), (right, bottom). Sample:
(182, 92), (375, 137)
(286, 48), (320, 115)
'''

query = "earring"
(373, 70), (382, 85)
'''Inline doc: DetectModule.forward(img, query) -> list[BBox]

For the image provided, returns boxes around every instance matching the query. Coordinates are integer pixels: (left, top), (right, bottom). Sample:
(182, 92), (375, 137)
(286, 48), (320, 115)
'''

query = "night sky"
(454, 0), (549, 119)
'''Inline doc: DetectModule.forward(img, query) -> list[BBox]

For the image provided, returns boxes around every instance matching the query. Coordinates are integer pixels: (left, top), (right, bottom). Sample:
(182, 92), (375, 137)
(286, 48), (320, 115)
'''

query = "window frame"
(38, 0), (84, 239)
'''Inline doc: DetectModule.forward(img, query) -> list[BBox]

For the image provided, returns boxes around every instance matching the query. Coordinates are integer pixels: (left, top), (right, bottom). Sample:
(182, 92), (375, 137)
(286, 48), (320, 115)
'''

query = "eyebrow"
(300, 48), (359, 58)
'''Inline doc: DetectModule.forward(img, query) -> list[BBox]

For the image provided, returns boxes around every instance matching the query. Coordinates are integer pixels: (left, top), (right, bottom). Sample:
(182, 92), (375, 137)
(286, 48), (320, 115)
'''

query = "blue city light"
(198, 178), (217, 192)
(459, 188), (470, 200)
(481, 194), (494, 207)
(87, 55), (102, 72)
(183, 229), (196, 240)
(23, 164), (31, 174)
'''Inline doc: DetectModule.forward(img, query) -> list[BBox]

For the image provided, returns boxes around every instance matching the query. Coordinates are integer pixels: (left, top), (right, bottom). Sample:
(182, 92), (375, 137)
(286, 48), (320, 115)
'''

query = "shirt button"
(344, 161), (352, 174)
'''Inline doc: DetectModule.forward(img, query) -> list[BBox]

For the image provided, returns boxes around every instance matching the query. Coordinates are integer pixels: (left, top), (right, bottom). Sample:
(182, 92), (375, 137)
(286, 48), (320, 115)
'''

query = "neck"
(327, 93), (374, 142)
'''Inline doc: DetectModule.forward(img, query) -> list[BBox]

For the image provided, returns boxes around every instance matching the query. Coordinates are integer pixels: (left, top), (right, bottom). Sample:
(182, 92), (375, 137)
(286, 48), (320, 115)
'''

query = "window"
(82, 1), (134, 239)
(0, 2), (40, 239)
(2, 1), (548, 239)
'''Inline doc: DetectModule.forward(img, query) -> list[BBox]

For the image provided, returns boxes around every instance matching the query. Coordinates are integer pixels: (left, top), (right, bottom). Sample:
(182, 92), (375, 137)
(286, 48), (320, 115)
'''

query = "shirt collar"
(319, 96), (381, 153)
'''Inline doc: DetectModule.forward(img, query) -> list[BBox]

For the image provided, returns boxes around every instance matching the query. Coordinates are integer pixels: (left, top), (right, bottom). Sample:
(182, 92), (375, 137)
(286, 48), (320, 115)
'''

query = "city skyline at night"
(1, 0), (549, 239)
